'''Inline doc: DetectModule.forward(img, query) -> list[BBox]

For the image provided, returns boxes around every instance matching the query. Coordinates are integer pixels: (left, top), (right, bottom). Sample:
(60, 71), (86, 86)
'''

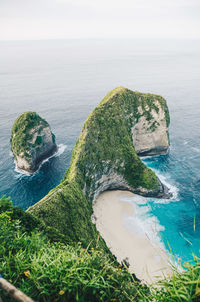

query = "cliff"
(28, 87), (170, 244)
(10, 111), (57, 173)
(132, 97), (170, 156)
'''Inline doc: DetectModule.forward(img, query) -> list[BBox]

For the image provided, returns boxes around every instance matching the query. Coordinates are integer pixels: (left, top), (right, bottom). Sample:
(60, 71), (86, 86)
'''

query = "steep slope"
(28, 87), (170, 244)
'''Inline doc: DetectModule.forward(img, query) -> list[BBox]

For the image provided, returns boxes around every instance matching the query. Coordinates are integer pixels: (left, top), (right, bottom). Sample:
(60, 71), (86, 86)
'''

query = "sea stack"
(11, 111), (57, 173)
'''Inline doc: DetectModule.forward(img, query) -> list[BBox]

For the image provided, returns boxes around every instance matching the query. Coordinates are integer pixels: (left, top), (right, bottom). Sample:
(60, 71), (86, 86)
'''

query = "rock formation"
(132, 99), (170, 156)
(11, 111), (57, 173)
(28, 87), (170, 243)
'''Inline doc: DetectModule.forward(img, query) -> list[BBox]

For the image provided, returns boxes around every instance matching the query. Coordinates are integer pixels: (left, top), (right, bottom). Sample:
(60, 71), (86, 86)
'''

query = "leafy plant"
(0, 199), (143, 302)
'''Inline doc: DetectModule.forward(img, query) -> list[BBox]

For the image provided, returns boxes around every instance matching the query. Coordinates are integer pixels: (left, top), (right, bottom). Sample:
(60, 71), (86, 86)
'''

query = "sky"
(0, 0), (200, 40)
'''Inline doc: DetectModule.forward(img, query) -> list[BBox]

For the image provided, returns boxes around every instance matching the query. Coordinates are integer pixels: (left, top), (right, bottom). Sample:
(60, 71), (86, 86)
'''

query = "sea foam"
(119, 194), (166, 249)
(14, 144), (67, 177)
(118, 169), (179, 262)
(154, 170), (179, 202)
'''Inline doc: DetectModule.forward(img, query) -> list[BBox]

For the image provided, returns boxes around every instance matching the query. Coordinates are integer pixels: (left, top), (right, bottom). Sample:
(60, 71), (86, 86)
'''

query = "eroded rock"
(11, 111), (57, 173)
(132, 100), (169, 156)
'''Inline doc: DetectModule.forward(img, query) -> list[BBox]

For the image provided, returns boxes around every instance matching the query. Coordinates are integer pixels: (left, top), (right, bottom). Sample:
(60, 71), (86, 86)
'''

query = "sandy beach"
(93, 190), (172, 284)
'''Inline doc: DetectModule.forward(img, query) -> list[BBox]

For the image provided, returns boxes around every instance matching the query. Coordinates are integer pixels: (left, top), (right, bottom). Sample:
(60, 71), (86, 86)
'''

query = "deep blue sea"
(1, 39), (200, 264)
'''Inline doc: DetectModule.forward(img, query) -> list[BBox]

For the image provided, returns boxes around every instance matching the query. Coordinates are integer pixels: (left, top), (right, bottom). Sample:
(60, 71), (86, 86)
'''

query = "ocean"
(1, 39), (200, 263)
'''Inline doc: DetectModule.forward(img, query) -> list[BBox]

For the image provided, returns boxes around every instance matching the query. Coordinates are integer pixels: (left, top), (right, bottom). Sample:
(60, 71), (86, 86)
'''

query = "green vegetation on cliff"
(10, 111), (48, 158)
(29, 180), (107, 249)
(67, 87), (167, 196)
(28, 87), (169, 245)
(1, 197), (200, 301)
(0, 197), (142, 302)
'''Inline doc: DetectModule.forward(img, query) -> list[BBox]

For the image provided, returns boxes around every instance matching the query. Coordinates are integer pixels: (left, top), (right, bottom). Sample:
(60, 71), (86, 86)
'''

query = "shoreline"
(93, 190), (172, 284)
(14, 144), (67, 176)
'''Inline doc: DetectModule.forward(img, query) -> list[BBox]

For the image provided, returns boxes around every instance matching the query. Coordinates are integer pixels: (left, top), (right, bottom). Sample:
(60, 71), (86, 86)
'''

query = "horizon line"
(1, 37), (200, 42)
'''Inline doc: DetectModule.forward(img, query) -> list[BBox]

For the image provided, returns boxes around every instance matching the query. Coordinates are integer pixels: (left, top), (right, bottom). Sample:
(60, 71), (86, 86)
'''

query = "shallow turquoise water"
(142, 153), (200, 264)
(1, 39), (200, 263)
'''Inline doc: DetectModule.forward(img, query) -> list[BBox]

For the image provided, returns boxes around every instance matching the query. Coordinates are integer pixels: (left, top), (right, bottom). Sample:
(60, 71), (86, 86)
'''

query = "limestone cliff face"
(28, 87), (170, 242)
(132, 100), (169, 156)
(66, 87), (170, 202)
(11, 112), (57, 173)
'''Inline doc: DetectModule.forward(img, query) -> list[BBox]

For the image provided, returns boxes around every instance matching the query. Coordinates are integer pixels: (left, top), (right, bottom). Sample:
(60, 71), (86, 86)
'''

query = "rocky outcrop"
(11, 112), (57, 173)
(28, 87), (170, 242)
(91, 171), (169, 203)
(132, 100), (170, 156)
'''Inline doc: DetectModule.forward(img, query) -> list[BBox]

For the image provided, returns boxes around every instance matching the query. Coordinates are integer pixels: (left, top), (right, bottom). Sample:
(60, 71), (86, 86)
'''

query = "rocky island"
(28, 87), (170, 245)
(10, 111), (57, 173)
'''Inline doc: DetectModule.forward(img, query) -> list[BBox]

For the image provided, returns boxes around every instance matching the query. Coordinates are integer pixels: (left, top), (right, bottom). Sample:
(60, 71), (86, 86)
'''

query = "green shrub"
(35, 135), (43, 146)
(149, 259), (200, 302)
(1, 197), (200, 301)
(0, 196), (13, 213)
(0, 200), (143, 302)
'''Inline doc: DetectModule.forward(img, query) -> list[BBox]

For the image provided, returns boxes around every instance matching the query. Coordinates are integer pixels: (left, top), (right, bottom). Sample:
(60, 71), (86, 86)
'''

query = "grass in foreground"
(0, 197), (145, 302)
(1, 196), (200, 302)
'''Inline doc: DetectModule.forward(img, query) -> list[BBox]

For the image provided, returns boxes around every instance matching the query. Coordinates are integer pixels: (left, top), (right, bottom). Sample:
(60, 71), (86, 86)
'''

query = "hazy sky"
(0, 0), (200, 40)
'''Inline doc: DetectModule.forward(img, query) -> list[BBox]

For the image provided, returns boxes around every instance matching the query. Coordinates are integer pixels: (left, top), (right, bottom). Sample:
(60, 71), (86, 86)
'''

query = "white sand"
(93, 190), (172, 284)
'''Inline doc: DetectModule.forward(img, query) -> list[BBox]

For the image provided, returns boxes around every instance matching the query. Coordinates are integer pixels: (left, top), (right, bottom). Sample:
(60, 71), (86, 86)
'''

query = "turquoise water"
(1, 39), (200, 263)
(141, 152), (200, 264)
(123, 152), (200, 264)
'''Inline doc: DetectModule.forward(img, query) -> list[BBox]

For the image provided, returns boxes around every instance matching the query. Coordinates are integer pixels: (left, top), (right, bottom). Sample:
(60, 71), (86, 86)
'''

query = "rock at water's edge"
(11, 111), (57, 173)
(132, 99), (170, 156)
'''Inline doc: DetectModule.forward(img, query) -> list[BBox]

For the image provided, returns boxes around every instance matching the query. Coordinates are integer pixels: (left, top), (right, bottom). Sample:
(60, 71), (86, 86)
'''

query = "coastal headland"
(27, 87), (170, 257)
(0, 86), (178, 300)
